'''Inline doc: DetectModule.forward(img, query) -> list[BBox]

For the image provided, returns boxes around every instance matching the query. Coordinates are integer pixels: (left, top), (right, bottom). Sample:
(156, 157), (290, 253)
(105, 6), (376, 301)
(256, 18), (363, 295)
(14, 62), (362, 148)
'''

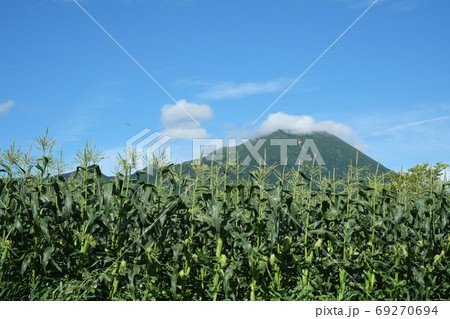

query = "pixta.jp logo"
(127, 130), (325, 174)
(192, 138), (325, 166)
(126, 129), (173, 174)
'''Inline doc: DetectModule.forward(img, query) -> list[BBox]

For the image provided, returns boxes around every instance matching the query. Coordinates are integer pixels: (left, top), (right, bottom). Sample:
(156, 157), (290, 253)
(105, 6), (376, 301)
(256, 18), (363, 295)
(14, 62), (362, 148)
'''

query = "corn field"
(0, 136), (449, 300)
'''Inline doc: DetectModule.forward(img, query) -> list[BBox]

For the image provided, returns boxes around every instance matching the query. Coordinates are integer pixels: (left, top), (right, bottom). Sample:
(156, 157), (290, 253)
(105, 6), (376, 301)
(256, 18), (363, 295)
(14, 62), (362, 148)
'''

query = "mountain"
(197, 130), (390, 179)
(135, 130), (389, 183)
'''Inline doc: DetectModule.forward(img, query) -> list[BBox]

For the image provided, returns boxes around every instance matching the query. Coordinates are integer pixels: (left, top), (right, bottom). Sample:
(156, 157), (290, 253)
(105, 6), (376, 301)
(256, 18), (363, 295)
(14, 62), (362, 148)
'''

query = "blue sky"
(1, 0), (449, 174)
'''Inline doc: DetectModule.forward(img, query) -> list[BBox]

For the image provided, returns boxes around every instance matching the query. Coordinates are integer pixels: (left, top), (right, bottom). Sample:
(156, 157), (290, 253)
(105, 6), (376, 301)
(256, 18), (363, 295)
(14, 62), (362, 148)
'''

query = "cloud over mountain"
(255, 112), (367, 150)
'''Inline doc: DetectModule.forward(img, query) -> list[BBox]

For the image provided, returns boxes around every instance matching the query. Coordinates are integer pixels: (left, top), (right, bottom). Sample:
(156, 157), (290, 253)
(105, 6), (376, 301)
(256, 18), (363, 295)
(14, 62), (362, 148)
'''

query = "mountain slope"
(201, 130), (389, 178)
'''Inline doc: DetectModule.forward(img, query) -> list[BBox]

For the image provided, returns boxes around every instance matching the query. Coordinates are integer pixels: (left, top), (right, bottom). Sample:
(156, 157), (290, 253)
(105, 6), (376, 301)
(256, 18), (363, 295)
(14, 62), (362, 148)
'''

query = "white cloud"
(161, 99), (213, 139)
(161, 99), (212, 125)
(254, 112), (367, 150)
(197, 79), (291, 100)
(0, 100), (15, 115)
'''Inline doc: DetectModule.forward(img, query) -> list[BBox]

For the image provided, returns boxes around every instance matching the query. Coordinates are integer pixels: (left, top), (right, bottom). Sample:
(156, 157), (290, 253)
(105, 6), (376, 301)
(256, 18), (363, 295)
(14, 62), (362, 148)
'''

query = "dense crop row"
(0, 137), (449, 300)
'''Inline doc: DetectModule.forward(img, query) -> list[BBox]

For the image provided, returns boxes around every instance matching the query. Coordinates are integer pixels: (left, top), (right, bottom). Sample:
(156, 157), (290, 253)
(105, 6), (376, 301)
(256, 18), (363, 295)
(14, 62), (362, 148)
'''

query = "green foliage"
(386, 163), (449, 200)
(0, 137), (449, 300)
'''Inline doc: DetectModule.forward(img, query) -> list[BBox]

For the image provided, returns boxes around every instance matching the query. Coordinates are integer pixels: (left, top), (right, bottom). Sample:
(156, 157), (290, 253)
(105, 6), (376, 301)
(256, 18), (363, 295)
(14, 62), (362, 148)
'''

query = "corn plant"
(0, 136), (449, 300)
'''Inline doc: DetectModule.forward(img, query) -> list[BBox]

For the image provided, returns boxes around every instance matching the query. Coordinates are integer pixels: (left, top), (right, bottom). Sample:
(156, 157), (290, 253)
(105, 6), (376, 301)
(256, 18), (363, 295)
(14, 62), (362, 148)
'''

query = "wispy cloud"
(328, 0), (431, 11)
(161, 99), (213, 139)
(390, 0), (435, 11)
(0, 100), (15, 115)
(253, 112), (367, 150)
(56, 90), (122, 142)
(196, 79), (293, 100)
(327, 0), (380, 8)
(58, 112), (96, 142)
(365, 115), (450, 137)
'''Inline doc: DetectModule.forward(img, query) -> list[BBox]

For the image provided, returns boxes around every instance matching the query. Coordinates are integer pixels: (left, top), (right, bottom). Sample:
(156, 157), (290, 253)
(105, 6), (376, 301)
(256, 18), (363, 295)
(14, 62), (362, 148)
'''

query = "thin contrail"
(365, 115), (450, 138)
(251, 0), (379, 126)
(72, 0), (200, 126)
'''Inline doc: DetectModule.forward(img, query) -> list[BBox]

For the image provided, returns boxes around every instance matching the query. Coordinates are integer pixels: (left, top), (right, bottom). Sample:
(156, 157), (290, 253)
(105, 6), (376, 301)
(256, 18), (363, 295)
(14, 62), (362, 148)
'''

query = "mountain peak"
(259, 129), (332, 140)
(206, 129), (389, 177)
